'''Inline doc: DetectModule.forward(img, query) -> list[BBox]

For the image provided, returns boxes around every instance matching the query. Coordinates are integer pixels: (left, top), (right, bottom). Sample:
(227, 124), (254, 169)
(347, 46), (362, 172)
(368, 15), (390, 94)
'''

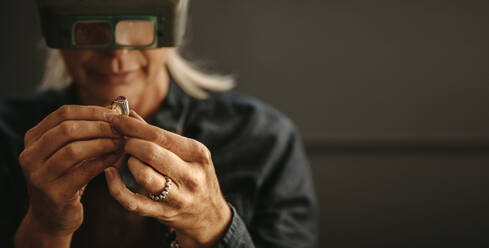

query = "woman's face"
(60, 48), (169, 108)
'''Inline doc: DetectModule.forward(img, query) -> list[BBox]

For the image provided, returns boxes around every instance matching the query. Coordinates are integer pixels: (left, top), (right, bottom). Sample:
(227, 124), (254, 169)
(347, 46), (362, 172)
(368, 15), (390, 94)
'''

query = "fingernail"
(104, 167), (113, 180)
(105, 112), (118, 122)
(131, 110), (147, 123)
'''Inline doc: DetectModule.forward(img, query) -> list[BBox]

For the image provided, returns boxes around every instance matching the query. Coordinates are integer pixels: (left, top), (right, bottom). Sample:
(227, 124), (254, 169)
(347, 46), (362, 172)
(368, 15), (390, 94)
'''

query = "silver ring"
(148, 176), (172, 201)
(111, 96), (130, 115)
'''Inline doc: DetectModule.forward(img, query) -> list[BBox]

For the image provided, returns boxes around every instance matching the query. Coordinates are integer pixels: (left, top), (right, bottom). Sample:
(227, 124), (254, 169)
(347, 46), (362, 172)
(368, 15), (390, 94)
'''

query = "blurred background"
(1, 0), (489, 247)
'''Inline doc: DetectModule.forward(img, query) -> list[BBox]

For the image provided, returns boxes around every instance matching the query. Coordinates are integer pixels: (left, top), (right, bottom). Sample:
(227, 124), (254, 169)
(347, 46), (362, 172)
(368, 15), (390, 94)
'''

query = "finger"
(110, 114), (208, 162)
(33, 120), (121, 163)
(104, 104), (123, 115)
(105, 167), (173, 219)
(128, 156), (169, 194)
(127, 157), (184, 206)
(40, 138), (124, 182)
(58, 151), (124, 194)
(25, 105), (117, 147)
(129, 110), (146, 123)
(125, 138), (184, 181)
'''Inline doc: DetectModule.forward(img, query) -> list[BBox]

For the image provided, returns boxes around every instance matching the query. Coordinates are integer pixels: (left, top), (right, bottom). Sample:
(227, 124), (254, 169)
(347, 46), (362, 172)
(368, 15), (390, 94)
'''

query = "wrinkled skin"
(15, 47), (232, 247)
(105, 111), (232, 247)
(17, 105), (124, 246)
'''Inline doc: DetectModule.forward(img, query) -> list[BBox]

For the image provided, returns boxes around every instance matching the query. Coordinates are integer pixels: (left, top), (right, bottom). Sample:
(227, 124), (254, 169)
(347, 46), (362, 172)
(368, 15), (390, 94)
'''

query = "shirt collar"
(151, 76), (191, 133)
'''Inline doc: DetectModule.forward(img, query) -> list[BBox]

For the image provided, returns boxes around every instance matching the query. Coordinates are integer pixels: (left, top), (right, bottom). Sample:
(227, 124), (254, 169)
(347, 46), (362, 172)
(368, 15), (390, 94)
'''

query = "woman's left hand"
(104, 112), (232, 247)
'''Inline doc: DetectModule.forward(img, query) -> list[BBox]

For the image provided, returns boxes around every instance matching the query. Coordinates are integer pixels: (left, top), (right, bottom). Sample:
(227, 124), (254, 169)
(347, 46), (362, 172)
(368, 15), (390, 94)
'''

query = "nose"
(103, 49), (130, 72)
(104, 49), (129, 58)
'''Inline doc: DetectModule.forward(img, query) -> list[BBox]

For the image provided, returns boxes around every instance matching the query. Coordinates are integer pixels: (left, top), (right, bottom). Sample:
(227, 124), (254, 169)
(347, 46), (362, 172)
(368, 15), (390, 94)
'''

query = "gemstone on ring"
(111, 96), (130, 115)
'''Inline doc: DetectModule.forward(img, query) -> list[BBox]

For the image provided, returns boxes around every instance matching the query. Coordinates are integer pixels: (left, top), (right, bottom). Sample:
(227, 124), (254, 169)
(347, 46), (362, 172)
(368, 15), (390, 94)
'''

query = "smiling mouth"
(91, 71), (137, 84)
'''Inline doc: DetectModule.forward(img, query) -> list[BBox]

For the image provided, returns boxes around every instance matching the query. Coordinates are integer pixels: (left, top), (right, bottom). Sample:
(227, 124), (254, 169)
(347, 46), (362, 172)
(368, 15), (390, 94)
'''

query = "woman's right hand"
(16, 105), (124, 244)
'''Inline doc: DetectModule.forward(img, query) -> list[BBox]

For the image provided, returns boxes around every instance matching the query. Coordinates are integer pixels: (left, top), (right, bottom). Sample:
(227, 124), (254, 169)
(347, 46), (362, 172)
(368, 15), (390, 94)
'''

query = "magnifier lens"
(115, 20), (154, 46)
(74, 21), (112, 46)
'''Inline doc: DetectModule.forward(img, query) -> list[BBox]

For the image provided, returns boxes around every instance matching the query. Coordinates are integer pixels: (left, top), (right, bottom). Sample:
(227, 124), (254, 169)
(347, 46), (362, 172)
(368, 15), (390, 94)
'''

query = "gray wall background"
(1, 0), (488, 247)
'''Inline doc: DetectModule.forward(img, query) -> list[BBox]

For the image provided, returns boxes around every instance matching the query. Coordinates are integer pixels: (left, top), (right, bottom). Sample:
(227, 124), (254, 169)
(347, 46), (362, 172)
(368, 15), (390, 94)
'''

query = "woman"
(1, 0), (317, 247)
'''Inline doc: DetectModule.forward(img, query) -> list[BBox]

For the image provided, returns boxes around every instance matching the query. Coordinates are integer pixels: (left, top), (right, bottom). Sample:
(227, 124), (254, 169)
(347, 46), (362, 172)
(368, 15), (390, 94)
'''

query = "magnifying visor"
(70, 16), (157, 49)
(37, 0), (188, 49)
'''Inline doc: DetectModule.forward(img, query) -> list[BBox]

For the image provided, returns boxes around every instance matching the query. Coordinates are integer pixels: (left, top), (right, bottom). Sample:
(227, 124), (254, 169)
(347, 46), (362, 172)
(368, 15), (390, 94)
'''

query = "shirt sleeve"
(215, 123), (318, 248)
(215, 203), (255, 248)
(250, 127), (318, 248)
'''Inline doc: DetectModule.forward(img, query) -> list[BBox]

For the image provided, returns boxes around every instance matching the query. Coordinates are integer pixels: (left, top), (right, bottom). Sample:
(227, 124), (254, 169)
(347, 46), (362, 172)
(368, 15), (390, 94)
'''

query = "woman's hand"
(104, 112), (232, 248)
(16, 105), (124, 245)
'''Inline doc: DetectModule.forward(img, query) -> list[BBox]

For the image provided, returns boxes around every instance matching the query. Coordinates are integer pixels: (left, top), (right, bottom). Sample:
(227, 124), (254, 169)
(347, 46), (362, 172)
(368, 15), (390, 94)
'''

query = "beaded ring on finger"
(148, 176), (172, 201)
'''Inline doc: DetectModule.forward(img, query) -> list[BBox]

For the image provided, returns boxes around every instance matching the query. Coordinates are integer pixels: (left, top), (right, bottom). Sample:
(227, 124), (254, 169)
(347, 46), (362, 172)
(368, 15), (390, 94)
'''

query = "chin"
(81, 80), (143, 107)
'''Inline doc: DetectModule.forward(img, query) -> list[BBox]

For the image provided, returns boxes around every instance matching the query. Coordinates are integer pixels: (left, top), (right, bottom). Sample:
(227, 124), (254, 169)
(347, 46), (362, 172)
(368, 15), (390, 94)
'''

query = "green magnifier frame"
(44, 13), (177, 49)
(68, 15), (158, 49)
(38, 0), (183, 49)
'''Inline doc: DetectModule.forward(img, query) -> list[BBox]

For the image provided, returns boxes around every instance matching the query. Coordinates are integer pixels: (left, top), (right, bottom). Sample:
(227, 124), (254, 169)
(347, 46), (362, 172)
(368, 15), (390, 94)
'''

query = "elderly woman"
(1, 0), (317, 247)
